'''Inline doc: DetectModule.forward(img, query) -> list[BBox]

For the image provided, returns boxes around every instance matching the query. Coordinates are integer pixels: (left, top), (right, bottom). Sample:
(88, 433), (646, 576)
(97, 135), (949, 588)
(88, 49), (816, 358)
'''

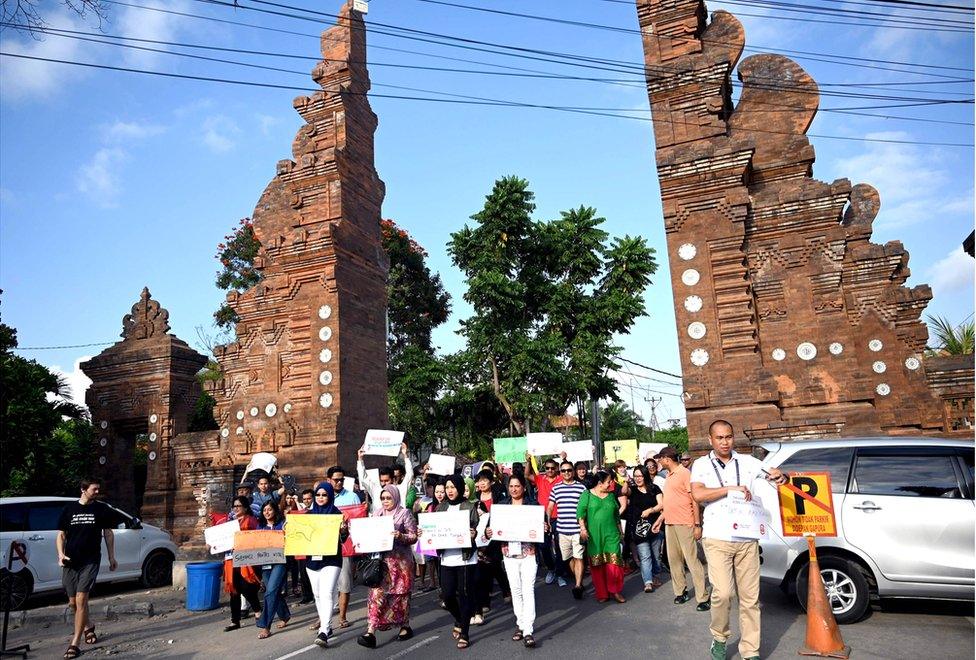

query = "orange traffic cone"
(798, 534), (851, 658)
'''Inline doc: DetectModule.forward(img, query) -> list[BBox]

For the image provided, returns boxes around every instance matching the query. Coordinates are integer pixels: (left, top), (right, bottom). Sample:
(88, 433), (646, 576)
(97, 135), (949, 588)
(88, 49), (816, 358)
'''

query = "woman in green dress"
(577, 470), (626, 603)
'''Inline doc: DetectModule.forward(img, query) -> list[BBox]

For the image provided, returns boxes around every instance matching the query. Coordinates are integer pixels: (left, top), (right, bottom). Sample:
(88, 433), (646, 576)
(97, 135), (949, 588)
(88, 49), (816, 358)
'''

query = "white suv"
(0, 497), (178, 600)
(754, 437), (974, 623)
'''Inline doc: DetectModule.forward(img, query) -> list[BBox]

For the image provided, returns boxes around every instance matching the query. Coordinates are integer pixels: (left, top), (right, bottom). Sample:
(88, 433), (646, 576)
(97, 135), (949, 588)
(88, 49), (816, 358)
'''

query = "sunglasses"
(560, 468), (574, 473)
(315, 492), (329, 497)
(545, 465), (558, 470)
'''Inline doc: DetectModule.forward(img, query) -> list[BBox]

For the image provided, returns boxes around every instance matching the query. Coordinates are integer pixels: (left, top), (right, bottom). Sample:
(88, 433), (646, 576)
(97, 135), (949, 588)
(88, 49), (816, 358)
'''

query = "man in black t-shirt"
(56, 478), (117, 659)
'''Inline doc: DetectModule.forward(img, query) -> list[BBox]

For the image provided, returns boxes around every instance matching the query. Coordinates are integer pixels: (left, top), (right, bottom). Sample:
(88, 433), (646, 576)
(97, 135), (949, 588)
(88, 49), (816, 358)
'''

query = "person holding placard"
(488, 473), (540, 649)
(577, 471), (626, 604)
(473, 470), (512, 623)
(422, 474), (479, 650)
(690, 421), (788, 660)
(526, 454), (567, 588)
(305, 482), (349, 648)
(256, 501), (290, 639)
(358, 444), (414, 514)
(223, 496), (262, 633)
(358, 485), (418, 649)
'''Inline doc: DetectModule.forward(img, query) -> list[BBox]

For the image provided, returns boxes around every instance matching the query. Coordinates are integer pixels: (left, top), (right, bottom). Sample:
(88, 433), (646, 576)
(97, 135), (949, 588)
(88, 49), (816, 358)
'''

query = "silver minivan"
(0, 497), (178, 601)
(754, 437), (974, 623)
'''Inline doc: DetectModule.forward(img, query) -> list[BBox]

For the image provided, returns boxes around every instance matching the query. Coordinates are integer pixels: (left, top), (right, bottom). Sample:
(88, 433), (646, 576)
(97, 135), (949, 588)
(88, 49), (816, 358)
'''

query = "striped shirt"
(550, 481), (587, 535)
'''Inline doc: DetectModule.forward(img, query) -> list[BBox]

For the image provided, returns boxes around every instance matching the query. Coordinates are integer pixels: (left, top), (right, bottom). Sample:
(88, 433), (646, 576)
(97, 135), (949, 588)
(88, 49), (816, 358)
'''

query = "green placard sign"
(493, 436), (527, 464)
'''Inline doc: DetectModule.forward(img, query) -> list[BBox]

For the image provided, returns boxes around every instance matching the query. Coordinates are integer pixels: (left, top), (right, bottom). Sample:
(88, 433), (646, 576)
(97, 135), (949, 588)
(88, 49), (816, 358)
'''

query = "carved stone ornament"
(796, 342), (817, 361)
(265, 403), (278, 417)
(678, 243), (697, 261)
(319, 348), (333, 363)
(876, 383), (891, 396)
(318, 305), (333, 320)
(681, 269), (701, 286)
(869, 339), (884, 352)
(121, 287), (171, 340)
(319, 326), (333, 341)
(319, 371), (333, 385)
(905, 356), (921, 370)
(772, 348), (786, 361)
(319, 392), (334, 408)
(829, 342), (844, 355)
(690, 348), (709, 367)
(688, 322), (707, 339)
(872, 361), (887, 374)
(684, 295), (703, 313)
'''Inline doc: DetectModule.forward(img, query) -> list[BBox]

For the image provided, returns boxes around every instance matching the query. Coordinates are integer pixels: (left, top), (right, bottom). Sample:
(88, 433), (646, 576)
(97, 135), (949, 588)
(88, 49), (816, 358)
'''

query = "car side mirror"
(131, 517), (143, 530)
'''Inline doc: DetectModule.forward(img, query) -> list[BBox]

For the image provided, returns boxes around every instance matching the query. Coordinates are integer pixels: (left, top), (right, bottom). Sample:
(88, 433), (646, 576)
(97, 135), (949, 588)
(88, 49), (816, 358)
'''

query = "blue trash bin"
(185, 561), (223, 611)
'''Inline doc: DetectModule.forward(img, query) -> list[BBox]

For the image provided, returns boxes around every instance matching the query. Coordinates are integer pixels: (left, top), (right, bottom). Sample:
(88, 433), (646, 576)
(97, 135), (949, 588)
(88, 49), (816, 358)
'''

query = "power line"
(617, 357), (683, 381)
(11, 342), (114, 350)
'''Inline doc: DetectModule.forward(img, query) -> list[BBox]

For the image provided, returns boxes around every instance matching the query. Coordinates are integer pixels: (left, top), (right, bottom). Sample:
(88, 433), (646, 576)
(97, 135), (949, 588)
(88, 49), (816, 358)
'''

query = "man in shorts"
(547, 462), (588, 600)
(56, 478), (118, 659)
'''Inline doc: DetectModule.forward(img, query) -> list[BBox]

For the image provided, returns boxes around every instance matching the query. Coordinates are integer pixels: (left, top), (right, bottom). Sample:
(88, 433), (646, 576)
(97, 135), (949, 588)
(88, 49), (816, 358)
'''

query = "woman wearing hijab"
(357, 485), (418, 648)
(577, 471), (627, 604)
(473, 469), (511, 624)
(223, 495), (262, 632)
(420, 474), (479, 650)
(305, 482), (349, 648)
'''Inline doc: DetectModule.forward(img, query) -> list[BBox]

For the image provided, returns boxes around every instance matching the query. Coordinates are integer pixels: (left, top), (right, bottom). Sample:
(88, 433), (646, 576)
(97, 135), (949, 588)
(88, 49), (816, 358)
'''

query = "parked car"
(0, 496), (178, 600)
(753, 437), (974, 623)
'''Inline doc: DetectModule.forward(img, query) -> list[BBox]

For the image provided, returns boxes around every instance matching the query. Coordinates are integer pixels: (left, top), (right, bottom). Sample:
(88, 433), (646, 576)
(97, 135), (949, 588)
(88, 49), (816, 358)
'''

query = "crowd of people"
(54, 424), (788, 657)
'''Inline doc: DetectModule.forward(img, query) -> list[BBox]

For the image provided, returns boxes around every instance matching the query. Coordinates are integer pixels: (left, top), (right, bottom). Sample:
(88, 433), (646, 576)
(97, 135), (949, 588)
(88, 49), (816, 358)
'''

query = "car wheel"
(141, 551), (173, 588)
(0, 568), (33, 610)
(795, 556), (870, 624)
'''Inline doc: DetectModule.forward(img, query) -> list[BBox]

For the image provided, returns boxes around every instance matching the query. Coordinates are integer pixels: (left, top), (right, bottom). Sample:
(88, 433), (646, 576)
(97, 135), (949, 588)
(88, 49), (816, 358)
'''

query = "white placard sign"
(363, 429), (405, 457)
(365, 468), (380, 488)
(489, 504), (545, 543)
(349, 516), (395, 553)
(343, 476), (356, 493)
(427, 453), (456, 476)
(242, 452), (277, 481)
(526, 432), (562, 456)
(563, 440), (594, 463)
(638, 443), (668, 462)
(475, 513), (491, 548)
(418, 510), (471, 550)
(204, 518), (240, 555)
(723, 490), (770, 540)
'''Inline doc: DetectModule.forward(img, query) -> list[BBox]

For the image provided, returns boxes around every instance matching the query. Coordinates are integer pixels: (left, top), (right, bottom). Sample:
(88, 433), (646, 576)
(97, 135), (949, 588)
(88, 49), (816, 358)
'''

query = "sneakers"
(674, 590), (692, 604)
(470, 614), (484, 626)
(545, 571), (556, 585)
(710, 640), (727, 660)
(697, 601), (711, 612)
(557, 577), (568, 587)
(314, 632), (329, 648)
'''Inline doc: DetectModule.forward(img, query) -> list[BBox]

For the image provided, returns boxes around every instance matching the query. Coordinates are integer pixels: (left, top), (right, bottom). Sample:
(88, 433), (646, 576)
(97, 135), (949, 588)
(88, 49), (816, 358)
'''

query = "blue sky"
(1, 0), (973, 428)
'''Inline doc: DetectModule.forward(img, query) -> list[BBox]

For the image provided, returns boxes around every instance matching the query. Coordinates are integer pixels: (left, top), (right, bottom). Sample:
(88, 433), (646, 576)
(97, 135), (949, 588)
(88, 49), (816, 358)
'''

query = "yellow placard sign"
(777, 472), (837, 537)
(603, 439), (638, 465)
(284, 514), (343, 556)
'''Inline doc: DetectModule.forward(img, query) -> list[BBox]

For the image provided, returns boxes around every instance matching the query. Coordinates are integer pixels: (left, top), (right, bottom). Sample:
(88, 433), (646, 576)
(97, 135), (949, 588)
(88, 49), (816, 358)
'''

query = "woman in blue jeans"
(625, 466), (664, 592)
(257, 500), (290, 639)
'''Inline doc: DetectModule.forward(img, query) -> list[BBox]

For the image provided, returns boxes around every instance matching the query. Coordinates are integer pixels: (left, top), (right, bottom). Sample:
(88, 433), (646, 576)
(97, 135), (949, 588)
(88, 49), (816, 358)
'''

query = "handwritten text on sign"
(418, 510), (471, 550)
(284, 514), (342, 556)
(349, 516), (395, 554)
(489, 504), (545, 543)
(232, 530), (285, 567)
(363, 429), (404, 457)
(777, 472), (837, 537)
(204, 518), (240, 555)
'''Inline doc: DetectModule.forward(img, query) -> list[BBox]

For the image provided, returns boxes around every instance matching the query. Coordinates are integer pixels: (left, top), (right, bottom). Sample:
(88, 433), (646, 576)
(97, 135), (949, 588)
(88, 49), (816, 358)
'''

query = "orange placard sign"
(777, 472), (837, 537)
(232, 530), (286, 567)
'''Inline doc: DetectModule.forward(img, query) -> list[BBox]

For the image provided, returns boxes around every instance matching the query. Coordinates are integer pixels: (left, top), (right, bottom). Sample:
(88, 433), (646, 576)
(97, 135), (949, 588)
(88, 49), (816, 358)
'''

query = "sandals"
(257, 630), (272, 639)
(512, 629), (524, 641)
(524, 634), (536, 648)
(84, 626), (97, 645)
(451, 626), (462, 640)
(338, 619), (351, 629)
(276, 619), (290, 629)
(456, 637), (469, 650)
(63, 646), (81, 659)
(397, 626), (414, 641)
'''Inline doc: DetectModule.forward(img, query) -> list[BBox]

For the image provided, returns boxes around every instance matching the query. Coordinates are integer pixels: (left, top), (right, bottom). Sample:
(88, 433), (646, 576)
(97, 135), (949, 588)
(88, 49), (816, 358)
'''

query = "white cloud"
(257, 114), (279, 135)
(202, 115), (240, 152)
(103, 120), (166, 142)
(76, 147), (128, 206)
(0, 14), (93, 100)
(831, 132), (955, 230)
(926, 246), (975, 297)
(114, 0), (192, 68)
(48, 356), (94, 412)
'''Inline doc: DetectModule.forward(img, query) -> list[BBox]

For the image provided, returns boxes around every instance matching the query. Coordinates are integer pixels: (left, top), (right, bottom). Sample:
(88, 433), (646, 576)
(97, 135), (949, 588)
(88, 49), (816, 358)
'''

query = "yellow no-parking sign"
(777, 472), (837, 537)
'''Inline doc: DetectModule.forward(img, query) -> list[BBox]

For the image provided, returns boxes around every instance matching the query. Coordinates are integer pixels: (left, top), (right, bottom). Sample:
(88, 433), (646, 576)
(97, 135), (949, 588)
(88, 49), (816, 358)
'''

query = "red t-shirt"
(535, 473), (561, 517)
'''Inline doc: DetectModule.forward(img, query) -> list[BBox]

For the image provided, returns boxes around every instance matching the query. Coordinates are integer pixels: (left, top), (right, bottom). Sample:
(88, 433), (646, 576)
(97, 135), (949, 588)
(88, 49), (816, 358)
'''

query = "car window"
(27, 502), (67, 532)
(0, 503), (27, 532)
(777, 447), (853, 492)
(960, 449), (974, 483)
(854, 454), (962, 498)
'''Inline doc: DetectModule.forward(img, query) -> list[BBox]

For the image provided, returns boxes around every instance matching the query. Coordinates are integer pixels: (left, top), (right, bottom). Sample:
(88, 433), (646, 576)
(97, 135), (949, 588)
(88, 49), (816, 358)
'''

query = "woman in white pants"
(487, 473), (540, 648)
(304, 481), (349, 647)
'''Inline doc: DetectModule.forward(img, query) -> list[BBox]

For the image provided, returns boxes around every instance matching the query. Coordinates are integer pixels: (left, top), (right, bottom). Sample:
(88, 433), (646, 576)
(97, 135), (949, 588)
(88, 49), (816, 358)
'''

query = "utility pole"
(645, 396), (661, 440)
(591, 398), (602, 466)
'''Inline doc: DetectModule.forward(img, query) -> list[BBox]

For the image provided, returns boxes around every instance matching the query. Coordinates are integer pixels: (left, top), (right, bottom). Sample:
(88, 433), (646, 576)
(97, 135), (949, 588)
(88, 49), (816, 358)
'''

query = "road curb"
(12, 601), (158, 628)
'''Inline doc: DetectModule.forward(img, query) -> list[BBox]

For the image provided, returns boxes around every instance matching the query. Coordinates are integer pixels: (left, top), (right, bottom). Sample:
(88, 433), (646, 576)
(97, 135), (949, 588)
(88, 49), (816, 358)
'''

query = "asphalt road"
(8, 571), (974, 659)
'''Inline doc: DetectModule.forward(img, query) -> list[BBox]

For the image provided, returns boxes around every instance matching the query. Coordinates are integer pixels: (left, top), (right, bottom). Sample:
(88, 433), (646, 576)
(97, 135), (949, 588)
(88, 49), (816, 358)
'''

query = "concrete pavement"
(6, 571), (973, 658)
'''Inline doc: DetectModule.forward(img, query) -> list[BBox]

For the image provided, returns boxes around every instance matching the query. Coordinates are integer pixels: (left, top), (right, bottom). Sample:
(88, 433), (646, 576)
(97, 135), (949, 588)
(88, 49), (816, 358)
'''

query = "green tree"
(213, 218), (262, 330)
(0, 318), (90, 496)
(436, 350), (510, 458)
(927, 315), (975, 356)
(448, 176), (657, 435)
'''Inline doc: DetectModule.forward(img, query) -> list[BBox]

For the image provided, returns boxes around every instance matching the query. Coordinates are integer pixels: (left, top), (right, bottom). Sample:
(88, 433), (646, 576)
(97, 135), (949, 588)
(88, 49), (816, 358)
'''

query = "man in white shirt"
(357, 443), (413, 514)
(690, 420), (789, 660)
